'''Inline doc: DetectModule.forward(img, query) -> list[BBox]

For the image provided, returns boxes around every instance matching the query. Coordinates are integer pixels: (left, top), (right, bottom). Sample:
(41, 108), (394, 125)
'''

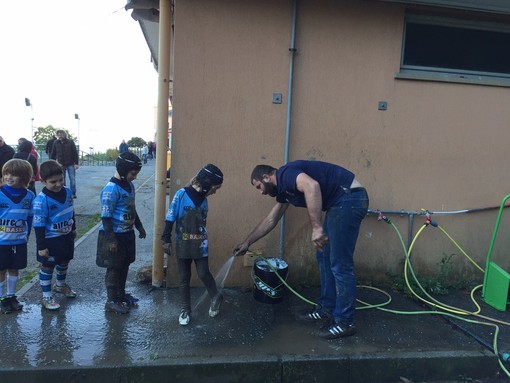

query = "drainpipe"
(279, 0), (298, 259)
(152, 0), (172, 287)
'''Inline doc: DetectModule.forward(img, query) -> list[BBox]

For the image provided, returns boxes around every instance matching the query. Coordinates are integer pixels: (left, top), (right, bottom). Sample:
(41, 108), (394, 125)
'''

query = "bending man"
(233, 160), (368, 339)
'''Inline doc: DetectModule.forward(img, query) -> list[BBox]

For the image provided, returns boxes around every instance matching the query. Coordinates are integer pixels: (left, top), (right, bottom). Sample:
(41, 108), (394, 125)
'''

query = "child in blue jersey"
(161, 164), (224, 326)
(0, 159), (35, 314)
(96, 152), (146, 314)
(33, 160), (77, 311)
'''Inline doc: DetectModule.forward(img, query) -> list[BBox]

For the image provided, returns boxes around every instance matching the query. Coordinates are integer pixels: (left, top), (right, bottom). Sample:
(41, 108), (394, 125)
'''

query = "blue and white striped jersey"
(33, 187), (74, 238)
(0, 187), (34, 245)
(166, 188), (209, 258)
(100, 179), (136, 233)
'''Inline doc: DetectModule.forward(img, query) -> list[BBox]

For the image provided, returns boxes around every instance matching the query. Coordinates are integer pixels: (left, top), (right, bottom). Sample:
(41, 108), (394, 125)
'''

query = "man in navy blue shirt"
(234, 160), (368, 339)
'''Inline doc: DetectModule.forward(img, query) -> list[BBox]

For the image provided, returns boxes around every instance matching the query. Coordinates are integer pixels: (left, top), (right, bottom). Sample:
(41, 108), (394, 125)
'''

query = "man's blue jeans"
(63, 165), (77, 196)
(316, 188), (369, 325)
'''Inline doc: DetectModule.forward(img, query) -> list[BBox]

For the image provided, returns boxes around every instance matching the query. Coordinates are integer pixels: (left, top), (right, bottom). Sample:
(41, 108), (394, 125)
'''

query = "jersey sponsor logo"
(0, 203), (9, 209)
(181, 233), (207, 241)
(0, 219), (24, 227)
(0, 218), (25, 233)
(0, 226), (25, 233)
(52, 218), (74, 233)
(122, 213), (135, 220)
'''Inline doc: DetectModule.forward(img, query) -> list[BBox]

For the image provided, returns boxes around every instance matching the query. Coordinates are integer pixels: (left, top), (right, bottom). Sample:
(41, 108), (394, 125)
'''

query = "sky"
(0, 0), (159, 153)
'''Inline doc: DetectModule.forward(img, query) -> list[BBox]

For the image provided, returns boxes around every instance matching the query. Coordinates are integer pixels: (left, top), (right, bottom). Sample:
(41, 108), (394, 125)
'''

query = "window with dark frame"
(401, 15), (510, 80)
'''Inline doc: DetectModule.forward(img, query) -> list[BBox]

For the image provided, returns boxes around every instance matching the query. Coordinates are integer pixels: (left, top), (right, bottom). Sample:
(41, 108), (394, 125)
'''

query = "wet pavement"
(1, 161), (509, 383)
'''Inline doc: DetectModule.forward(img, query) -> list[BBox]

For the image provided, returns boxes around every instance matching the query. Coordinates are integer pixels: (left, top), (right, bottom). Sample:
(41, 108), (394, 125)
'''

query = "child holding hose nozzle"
(161, 164), (224, 326)
(233, 161), (369, 339)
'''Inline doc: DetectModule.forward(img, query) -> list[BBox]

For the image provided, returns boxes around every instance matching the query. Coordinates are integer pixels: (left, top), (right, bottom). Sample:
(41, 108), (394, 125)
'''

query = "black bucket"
(252, 257), (289, 304)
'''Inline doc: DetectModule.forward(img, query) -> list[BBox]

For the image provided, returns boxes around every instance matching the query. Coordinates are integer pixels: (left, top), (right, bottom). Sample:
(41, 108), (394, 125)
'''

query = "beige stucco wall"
(169, 0), (510, 288)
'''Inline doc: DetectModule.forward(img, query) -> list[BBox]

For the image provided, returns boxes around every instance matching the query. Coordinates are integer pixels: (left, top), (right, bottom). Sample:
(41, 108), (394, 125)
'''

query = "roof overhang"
(125, 0), (160, 69)
(372, 0), (510, 15)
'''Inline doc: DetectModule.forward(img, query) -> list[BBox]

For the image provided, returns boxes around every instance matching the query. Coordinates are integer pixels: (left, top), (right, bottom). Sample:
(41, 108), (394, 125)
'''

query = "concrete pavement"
(0, 160), (509, 383)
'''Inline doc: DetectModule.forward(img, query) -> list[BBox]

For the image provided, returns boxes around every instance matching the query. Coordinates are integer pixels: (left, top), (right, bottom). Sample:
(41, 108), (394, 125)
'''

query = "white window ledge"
(396, 70), (510, 88)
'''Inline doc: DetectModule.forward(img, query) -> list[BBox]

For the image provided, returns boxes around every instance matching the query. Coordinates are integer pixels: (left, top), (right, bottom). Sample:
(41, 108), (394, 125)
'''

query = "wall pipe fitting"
(369, 203), (510, 250)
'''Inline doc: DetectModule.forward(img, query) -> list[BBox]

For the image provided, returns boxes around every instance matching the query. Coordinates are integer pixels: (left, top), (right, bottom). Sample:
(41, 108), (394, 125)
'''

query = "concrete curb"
(0, 350), (498, 383)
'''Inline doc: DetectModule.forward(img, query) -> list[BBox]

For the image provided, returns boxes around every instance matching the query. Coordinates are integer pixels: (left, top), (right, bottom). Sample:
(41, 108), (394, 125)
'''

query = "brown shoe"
(53, 284), (77, 298)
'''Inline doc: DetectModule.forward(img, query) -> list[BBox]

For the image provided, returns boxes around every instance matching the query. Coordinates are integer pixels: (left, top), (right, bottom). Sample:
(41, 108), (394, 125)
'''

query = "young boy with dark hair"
(161, 164), (224, 326)
(0, 159), (35, 314)
(97, 152), (146, 314)
(33, 160), (77, 311)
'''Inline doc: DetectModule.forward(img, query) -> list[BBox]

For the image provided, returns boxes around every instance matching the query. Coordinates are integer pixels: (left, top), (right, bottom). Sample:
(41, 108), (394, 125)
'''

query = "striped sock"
(55, 264), (68, 286)
(39, 268), (53, 298)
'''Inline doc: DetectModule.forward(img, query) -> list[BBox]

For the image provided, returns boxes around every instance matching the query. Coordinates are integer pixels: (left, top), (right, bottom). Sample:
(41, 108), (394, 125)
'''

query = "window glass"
(402, 16), (510, 78)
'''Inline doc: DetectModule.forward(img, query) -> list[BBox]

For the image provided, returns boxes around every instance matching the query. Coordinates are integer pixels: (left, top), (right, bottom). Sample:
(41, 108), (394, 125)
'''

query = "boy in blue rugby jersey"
(0, 159), (35, 314)
(97, 152), (146, 314)
(33, 160), (77, 311)
(161, 164), (224, 326)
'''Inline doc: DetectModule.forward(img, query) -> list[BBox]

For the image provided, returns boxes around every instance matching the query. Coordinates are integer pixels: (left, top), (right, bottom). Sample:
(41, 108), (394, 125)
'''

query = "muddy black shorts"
(0, 244), (28, 270)
(96, 230), (136, 269)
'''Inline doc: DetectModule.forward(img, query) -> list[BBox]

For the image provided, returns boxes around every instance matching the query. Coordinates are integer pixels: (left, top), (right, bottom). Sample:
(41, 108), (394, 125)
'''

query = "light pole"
(74, 113), (80, 152)
(25, 98), (34, 142)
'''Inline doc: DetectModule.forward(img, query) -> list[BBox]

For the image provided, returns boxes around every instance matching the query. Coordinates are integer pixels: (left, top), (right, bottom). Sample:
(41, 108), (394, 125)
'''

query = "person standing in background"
(50, 130), (79, 199)
(45, 135), (57, 159)
(141, 144), (148, 164)
(0, 137), (15, 184)
(119, 140), (129, 154)
(18, 138), (39, 162)
(13, 140), (38, 195)
(147, 142), (153, 160)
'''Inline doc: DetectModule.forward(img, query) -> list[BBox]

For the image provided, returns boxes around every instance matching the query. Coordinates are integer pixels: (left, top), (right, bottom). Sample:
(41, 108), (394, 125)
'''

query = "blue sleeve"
(166, 189), (184, 222)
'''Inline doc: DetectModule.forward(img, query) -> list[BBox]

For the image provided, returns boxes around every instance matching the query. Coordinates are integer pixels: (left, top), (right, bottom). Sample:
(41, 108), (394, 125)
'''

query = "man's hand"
(311, 226), (328, 251)
(137, 226), (147, 239)
(162, 242), (172, 255)
(233, 242), (249, 257)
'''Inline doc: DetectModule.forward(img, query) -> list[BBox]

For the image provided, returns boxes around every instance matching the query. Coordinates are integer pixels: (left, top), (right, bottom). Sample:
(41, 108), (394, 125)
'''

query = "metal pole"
(152, 0), (172, 287)
(25, 98), (34, 142)
(75, 114), (80, 153)
(279, 0), (298, 259)
(30, 105), (34, 143)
